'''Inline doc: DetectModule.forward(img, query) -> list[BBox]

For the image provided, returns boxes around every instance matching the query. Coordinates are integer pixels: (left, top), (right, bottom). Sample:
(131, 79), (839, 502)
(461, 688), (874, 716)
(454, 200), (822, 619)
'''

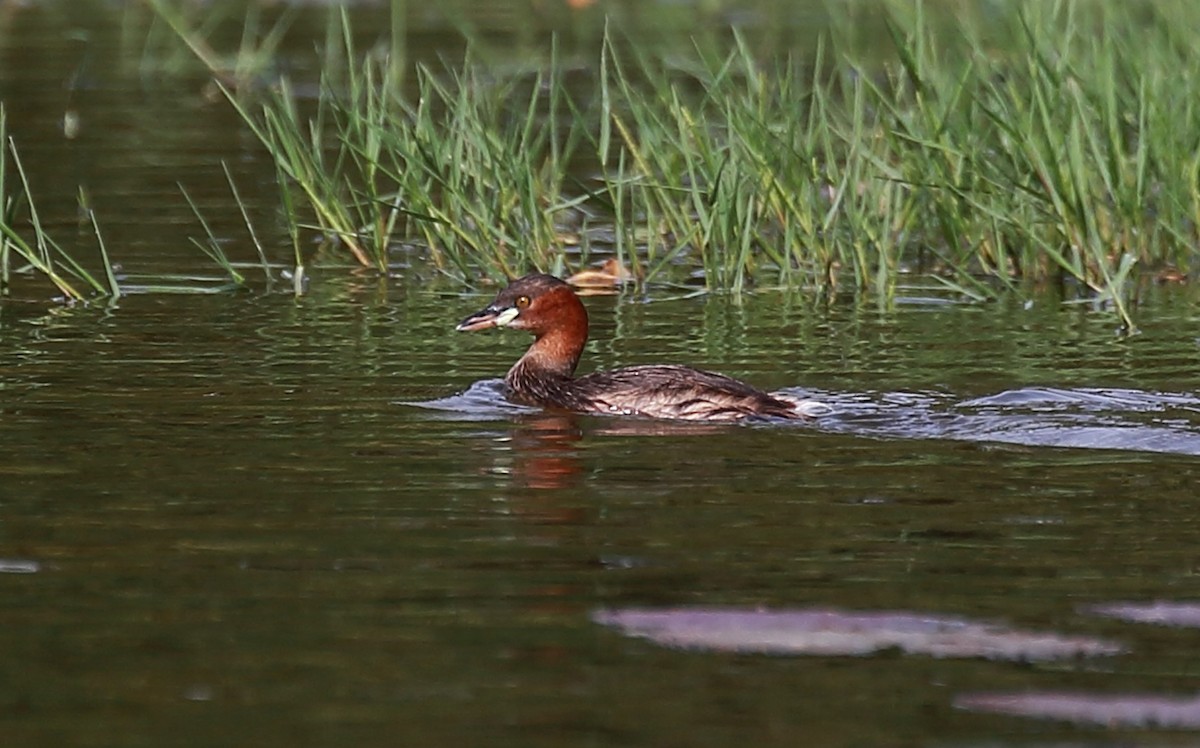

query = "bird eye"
(516, 295), (531, 309)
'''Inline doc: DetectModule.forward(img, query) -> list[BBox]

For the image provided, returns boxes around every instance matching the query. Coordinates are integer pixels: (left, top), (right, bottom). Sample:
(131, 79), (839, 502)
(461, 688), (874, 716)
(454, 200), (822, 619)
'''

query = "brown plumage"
(456, 273), (817, 422)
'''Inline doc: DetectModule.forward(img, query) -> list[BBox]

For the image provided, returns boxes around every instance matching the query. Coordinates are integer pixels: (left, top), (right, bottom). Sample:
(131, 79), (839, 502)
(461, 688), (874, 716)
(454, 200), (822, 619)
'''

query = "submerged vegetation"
(6, 0), (1200, 329)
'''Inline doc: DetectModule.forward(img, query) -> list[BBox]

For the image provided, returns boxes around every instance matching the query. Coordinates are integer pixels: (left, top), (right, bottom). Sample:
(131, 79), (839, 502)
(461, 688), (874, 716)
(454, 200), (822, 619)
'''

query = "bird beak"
(456, 305), (520, 332)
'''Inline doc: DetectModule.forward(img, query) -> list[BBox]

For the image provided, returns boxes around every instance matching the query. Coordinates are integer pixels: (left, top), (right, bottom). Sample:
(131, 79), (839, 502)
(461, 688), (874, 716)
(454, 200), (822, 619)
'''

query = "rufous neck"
(510, 290), (588, 381)
(521, 328), (584, 378)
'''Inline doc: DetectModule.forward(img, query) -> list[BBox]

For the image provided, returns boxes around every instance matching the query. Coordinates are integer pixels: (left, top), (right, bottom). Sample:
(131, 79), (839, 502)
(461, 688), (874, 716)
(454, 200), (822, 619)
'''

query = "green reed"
(219, 9), (588, 278)
(0, 106), (108, 301)
(159, 0), (1200, 327)
(385, 49), (587, 279)
(0, 103), (246, 302)
(591, 0), (1198, 326)
(868, 0), (1200, 326)
(142, 0), (298, 89)
(222, 11), (422, 272)
(597, 32), (911, 295)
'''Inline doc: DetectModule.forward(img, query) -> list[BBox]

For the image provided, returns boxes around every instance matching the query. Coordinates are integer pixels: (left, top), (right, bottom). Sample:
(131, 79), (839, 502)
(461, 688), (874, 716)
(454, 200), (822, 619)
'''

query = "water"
(3, 3), (1200, 746)
(2, 282), (1199, 746)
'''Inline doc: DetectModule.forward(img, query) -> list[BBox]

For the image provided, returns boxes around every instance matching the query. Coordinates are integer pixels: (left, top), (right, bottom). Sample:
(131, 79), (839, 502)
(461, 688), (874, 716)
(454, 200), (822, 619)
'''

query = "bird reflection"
(510, 414), (585, 491)
(509, 412), (736, 491)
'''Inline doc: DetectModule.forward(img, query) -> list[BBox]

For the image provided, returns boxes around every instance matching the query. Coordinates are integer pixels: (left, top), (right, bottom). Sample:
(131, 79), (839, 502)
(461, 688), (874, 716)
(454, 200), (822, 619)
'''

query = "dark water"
(3, 3), (1200, 747)
(3, 282), (1200, 746)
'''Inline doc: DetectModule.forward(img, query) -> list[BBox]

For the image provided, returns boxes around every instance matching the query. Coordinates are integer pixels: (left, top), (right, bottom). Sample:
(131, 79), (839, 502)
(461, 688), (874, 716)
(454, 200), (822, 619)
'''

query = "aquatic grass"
(595, 31), (918, 295)
(141, 0), (298, 89)
(222, 162), (274, 287)
(600, 0), (1200, 327)
(0, 104), (250, 303)
(223, 76), (377, 268)
(0, 107), (102, 301)
(873, 0), (1200, 327)
(219, 11), (433, 272)
(373, 48), (594, 279)
(274, 156), (307, 296)
(220, 10), (593, 279)
(84, 189), (121, 301)
(150, 0), (1200, 326)
(179, 183), (246, 287)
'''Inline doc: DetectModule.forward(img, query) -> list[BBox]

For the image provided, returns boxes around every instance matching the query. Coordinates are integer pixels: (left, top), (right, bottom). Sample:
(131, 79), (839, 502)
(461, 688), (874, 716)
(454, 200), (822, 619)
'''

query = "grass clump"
(223, 14), (585, 280)
(161, 0), (1200, 327)
(870, 0), (1198, 323)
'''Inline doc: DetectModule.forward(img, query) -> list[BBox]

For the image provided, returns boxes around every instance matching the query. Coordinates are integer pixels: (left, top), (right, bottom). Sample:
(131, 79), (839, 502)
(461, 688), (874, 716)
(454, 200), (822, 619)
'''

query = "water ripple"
(593, 606), (1123, 661)
(405, 379), (540, 420)
(421, 382), (1200, 455)
(801, 386), (1200, 456)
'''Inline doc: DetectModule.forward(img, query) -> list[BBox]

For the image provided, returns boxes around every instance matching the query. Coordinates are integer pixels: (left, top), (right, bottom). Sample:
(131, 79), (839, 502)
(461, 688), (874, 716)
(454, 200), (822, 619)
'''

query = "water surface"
(2, 2), (1200, 746)
(3, 282), (1200, 746)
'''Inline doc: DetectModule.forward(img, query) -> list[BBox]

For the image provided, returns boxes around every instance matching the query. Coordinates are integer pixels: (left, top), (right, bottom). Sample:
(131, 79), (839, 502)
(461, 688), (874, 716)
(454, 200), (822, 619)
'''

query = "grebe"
(456, 273), (821, 422)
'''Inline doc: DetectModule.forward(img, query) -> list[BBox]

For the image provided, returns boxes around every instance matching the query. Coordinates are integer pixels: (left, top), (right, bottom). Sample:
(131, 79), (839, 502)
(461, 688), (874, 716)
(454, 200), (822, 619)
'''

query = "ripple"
(411, 382), (1200, 455)
(593, 607), (1124, 661)
(1085, 601), (1200, 628)
(0, 559), (40, 574)
(811, 387), (1200, 456)
(956, 691), (1200, 729)
(405, 379), (540, 420)
(960, 386), (1200, 413)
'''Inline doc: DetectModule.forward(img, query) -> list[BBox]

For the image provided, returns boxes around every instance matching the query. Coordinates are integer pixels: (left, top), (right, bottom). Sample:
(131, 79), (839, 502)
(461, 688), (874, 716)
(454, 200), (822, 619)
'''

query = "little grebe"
(456, 273), (819, 422)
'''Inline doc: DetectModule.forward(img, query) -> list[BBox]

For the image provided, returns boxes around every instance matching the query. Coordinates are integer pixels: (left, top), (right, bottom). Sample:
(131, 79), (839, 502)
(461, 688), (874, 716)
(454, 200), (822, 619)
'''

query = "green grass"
(0, 104), (249, 302)
(0, 106), (108, 301)
(159, 0), (1200, 329)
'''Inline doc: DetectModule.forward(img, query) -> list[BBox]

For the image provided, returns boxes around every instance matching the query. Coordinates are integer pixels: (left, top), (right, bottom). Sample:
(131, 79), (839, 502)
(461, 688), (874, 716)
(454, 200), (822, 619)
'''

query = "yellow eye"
(515, 295), (531, 309)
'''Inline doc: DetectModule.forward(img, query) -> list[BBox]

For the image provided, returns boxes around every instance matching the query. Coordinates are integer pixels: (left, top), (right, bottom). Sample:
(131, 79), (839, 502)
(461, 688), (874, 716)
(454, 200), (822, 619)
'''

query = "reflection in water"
(956, 691), (1200, 729)
(1066, 598), (1200, 730)
(592, 607), (1124, 661)
(508, 414), (737, 491)
(1086, 601), (1200, 628)
(0, 559), (40, 574)
(511, 414), (585, 491)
